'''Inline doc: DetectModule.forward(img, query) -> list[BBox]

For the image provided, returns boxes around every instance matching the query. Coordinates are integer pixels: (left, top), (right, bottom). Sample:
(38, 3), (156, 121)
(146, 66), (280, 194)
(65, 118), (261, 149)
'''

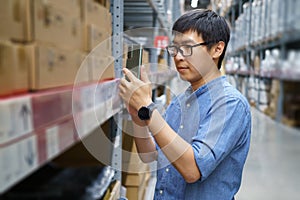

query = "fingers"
(140, 65), (150, 83)
(123, 68), (136, 82)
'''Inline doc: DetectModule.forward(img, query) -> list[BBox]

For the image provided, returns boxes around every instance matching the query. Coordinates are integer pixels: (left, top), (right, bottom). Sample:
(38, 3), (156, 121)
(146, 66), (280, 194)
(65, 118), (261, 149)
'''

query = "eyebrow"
(172, 39), (196, 45)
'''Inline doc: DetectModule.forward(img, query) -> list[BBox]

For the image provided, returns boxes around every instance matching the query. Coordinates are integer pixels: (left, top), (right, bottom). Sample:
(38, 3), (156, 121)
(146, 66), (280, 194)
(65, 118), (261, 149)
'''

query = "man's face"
(171, 30), (216, 83)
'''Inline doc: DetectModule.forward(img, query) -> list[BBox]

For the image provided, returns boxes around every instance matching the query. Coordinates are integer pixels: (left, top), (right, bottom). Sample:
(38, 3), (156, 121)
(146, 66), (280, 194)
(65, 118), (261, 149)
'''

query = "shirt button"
(165, 168), (169, 172)
(159, 190), (163, 195)
(180, 125), (184, 129)
(186, 103), (190, 107)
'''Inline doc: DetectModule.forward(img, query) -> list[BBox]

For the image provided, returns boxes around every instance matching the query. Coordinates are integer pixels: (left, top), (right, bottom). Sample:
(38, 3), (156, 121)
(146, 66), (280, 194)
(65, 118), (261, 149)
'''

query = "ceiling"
(123, 0), (211, 47)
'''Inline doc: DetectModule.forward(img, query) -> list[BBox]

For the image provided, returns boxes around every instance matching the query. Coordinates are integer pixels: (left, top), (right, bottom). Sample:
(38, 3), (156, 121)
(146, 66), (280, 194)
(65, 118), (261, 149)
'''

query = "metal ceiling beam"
(146, 0), (170, 30)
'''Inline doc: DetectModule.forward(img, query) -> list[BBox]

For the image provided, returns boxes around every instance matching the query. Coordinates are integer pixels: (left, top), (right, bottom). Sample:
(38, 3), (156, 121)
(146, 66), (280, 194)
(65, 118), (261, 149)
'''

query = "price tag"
(154, 36), (169, 48)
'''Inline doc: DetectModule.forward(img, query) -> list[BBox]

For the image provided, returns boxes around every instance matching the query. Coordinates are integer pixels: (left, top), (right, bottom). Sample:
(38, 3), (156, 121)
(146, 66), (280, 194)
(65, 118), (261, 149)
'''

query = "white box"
(0, 96), (33, 144)
(0, 135), (38, 193)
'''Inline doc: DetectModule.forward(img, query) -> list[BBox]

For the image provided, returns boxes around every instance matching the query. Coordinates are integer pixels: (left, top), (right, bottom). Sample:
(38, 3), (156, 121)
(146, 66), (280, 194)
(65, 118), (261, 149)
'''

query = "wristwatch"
(138, 102), (157, 120)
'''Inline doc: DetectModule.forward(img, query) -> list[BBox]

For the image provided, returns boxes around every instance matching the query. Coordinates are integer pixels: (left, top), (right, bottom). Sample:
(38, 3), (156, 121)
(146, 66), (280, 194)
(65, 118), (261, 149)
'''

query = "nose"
(174, 50), (184, 60)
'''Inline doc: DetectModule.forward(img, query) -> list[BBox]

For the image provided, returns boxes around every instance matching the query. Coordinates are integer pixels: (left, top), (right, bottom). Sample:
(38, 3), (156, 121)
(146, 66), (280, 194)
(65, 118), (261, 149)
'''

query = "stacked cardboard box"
(0, 0), (114, 96)
(282, 81), (300, 127)
(0, 0), (82, 49)
(81, 0), (114, 82)
(122, 138), (151, 200)
(0, 42), (30, 96)
(122, 121), (151, 200)
(264, 79), (280, 119)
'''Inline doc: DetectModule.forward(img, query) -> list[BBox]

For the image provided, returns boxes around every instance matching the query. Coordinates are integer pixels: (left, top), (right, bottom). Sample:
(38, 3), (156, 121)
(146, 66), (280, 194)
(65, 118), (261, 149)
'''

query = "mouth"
(177, 66), (189, 72)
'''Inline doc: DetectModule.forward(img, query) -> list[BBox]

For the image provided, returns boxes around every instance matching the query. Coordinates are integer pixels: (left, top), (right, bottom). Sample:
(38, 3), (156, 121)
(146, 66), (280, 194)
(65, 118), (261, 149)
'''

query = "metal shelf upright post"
(110, 0), (124, 185)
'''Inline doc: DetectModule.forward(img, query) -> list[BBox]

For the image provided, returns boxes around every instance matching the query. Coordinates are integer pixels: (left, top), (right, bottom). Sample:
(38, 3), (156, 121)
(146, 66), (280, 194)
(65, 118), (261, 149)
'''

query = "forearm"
(132, 122), (157, 163)
(146, 109), (201, 183)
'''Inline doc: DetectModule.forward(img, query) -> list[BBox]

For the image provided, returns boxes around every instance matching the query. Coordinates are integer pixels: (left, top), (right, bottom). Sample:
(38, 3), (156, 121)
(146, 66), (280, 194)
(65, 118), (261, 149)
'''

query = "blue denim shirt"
(154, 76), (251, 200)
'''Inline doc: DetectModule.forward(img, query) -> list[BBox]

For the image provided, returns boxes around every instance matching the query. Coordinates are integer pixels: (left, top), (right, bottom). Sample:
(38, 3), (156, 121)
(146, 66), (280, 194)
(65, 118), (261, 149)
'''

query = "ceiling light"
(191, 0), (198, 8)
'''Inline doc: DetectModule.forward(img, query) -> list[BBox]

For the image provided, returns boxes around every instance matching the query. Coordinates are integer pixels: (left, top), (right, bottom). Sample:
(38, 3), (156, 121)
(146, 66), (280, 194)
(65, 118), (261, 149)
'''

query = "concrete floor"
(145, 108), (300, 200)
(236, 108), (300, 200)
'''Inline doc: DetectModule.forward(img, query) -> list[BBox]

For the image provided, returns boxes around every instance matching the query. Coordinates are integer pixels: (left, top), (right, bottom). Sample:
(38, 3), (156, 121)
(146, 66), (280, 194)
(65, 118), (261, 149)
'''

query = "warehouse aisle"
(236, 108), (300, 200)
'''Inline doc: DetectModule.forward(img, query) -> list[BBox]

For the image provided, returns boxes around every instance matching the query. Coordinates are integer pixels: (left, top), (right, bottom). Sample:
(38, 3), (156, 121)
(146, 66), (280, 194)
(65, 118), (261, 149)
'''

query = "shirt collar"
(184, 76), (226, 98)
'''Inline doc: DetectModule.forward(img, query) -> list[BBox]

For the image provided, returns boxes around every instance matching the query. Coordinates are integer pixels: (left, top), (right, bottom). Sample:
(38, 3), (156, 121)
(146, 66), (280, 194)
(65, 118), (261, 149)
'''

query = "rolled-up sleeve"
(192, 97), (250, 182)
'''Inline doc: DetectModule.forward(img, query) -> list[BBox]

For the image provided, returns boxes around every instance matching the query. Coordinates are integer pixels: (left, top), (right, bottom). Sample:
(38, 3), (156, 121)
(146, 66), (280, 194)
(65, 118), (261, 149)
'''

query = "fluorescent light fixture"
(191, 0), (198, 8)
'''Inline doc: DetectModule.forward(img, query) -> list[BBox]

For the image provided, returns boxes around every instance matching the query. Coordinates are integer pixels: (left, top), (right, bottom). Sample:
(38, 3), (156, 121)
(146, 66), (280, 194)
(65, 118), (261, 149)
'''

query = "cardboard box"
(125, 172), (151, 200)
(142, 49), (149, 65)
(28, 43), (89, 90)
(0, 0), (82, 50)
(0, 0), (33, 42)
(83, 23), (111, 52)
(0, 95), (33, 144)
(87, 55), (115, 82)
(40, 0), (81, 17)
(34, 0), (83, 50)
(96, 0), (111, 9)
(81, 0), (111, 29)
(102, 181), (121, 200)
(0, 41), (30, 96)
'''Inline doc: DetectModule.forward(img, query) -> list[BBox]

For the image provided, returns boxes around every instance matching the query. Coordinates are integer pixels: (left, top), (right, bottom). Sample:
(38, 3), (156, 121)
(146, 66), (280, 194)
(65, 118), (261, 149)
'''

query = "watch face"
(138, 106), (150, 120)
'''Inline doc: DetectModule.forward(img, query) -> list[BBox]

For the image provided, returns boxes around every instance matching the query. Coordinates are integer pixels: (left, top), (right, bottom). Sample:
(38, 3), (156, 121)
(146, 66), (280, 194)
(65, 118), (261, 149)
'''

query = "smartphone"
(126, 44), (143, 79)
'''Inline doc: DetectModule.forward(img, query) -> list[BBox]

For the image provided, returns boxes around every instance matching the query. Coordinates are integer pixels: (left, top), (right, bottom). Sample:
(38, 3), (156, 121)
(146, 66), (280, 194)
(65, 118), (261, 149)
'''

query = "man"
(119, 9), (251, 200)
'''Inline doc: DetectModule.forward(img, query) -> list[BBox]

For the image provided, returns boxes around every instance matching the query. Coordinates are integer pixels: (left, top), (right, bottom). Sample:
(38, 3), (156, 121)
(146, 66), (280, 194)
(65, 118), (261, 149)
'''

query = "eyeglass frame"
(166, 41), (214, 57)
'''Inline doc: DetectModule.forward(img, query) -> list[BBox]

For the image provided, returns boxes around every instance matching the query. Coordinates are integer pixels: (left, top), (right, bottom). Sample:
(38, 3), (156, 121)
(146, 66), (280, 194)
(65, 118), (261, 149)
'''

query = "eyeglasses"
(166, 42), (212, 57)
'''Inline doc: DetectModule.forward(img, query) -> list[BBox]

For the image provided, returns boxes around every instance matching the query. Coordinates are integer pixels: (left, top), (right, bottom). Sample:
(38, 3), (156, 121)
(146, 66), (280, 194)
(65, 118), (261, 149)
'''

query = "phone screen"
(126, 44), (143, 79)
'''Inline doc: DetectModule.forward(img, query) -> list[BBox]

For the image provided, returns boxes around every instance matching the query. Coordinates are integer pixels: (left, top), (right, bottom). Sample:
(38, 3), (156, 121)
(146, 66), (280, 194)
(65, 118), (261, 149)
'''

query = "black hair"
(172, 9), (230, 69)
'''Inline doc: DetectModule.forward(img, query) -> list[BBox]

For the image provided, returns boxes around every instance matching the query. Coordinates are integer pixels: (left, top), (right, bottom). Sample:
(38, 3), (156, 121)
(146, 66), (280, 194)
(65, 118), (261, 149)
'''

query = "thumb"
(140, 65), (150, 83)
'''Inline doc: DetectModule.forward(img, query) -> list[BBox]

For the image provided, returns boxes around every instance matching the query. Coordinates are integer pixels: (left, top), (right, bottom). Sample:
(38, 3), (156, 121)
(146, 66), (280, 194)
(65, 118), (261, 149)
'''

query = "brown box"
(0, 41), (30, 96)
(41, 0), (81, 17)
(34, 0), (82, 50)
(0, 0), (33, 42)
(142, 49), (149, 65)
(125, 172), (151, 200)
(0, 0), (82, 50)
(86, 55), (115, 82)
(96, 0), (111, 9)
(83, 23), (111, 52)
(81, 0), (111, 29)
(28, 43), (89, 90)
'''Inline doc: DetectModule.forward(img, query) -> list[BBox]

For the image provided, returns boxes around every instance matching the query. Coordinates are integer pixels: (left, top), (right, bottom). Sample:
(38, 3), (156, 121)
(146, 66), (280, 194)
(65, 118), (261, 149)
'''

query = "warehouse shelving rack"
(220, 0), (300, 123)
(0, 0), (179, 198)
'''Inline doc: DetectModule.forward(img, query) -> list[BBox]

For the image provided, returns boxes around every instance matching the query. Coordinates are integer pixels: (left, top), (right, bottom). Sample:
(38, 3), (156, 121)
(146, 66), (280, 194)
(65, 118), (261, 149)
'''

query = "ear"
(211, 41), (225, 59)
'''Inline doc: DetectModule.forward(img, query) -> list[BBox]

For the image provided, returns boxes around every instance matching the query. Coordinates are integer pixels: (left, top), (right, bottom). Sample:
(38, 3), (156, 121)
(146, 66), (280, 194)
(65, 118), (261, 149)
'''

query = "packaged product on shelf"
(287, 0), (300, 31)
(0, 0), (32, 42)
(0, 95), (33, 144)
(142, 50), (149, 66)
(0, 135), (38, 194)
(85, 54), (115, 82)
(27, 43), (89, 90)
(41, 0), (81, 16)
(0, 0), (82, 50)
(83, 24), (112, 52)
(122, 125), (151, 200)
(282, 82), (300, 127)
(0, 41), (30, 96)
(81, 0), (112, 31)
(95, 0), (111, 9)
(34, 0), (82, 50)
(122, 43), (129, 68)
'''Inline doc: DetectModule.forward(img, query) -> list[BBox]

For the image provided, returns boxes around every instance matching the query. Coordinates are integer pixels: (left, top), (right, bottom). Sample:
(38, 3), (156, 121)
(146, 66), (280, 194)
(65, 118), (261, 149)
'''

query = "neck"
(191, 70), (221, 91)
